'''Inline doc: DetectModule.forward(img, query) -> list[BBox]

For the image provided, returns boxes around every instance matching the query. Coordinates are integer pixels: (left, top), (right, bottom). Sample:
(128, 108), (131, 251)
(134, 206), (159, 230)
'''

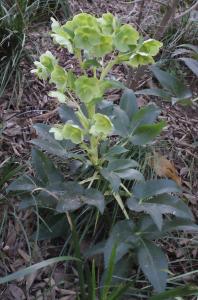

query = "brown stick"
(155, 0), (179, 40)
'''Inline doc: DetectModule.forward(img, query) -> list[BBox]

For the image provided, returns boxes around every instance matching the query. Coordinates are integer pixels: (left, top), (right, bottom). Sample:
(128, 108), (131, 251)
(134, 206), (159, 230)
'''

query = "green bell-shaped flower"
(90, 113), (113, 137)
(114, 24), (139, 52)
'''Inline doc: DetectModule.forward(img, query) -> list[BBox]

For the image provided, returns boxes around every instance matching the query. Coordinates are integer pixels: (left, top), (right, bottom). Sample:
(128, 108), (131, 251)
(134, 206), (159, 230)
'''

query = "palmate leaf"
(137, 240), (168, 292)
(130, 121), (165, 145)
(104, 220), (137, 267)
(101, 158), (144, 192)
(111, 106), (130, 136)
(7, 175), (37, 192)
(130, 104), (161, 128)
(31, 149), (63, 185)
(132, 179), (181, 200)
(127, 194), (193, 230)
(32, 124), (73, 159)
(150, 66), (192, 104)
(120, 88), (138, 119)
(55, 183), (105, 214)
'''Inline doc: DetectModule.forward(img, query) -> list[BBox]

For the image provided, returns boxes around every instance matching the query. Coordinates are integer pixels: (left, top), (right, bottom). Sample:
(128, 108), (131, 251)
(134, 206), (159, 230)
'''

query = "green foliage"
(172, 43), (198, 77)
(6, 12), (197, 298)
(136, 66), (192, 105)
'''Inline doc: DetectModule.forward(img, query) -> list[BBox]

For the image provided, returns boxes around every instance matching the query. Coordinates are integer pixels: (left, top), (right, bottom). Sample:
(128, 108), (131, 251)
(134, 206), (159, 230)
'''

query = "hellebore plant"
(7, 13), (197, 296)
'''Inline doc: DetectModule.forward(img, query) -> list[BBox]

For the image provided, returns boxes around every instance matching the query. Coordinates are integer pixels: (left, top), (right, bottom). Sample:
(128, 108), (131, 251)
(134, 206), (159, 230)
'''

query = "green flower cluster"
(50, 13), (162, 65)
(31, 13), (163, 164)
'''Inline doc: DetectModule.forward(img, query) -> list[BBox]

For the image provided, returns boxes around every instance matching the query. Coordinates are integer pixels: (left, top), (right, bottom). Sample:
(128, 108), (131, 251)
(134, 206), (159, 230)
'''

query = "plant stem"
(75, 49), (86, 75)
(113, 193), (129, 219)
(100, 58), (118, 80)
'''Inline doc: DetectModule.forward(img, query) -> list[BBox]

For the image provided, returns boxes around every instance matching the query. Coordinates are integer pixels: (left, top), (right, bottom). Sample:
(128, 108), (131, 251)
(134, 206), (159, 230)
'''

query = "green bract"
(114, 24), (139, 52)
(62, 123), (84, 144)
(91, 35), (113, 57)
(75, 76), (103, 103)
(50, 65), (67, 92)
(140, 39), (163, 56)
(50, 123), (83, 144)
(90, 113), (113, 137)
(51, 18), (73, 53)
(72, 13), (99, 31)
(74, 27), (101, 50)
(49, 91), (66, 103)
(99, 13), (119, 35)
(31, 51), (57, 80)
(49, 125), (64, 140)
(128, 52), (155, 67)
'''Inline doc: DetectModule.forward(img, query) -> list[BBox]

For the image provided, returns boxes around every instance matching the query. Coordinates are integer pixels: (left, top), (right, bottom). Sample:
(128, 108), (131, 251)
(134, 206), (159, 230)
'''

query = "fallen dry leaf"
(7, 284), (26, 300)
(149, 152), (182, 186)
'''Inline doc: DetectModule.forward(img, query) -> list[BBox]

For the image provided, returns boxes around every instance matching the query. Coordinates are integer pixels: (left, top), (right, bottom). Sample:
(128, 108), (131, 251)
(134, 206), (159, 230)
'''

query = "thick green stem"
(75, 49), (86, 74)
(89, 136), (99, 166)
(100, 58), (118, 80)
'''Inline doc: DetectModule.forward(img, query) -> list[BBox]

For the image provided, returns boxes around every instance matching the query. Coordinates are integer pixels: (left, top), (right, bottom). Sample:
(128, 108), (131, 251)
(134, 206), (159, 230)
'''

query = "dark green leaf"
(107, 159), (139, 171)
(55, 182), (105, 213)
(111, 106), (130, 136)
(104, 220), (137, 267)
(133, 179), (181, 199)
(120, 88), (138, 119)
(100, 168), (121, 192)
(32, 124), (71, 158)
(84, 241), (105, 258)
(179, 44), (198, 54)
(130, 104), (161, 129)
(151, 66), (192, 100)
(137, 215), (161, 240)
(179, 57), (198, 77)
(31, 138), (68, 159)
(135, 88), (172, 100)
(127, 197), (163, 230)
(130, 121), (165, 145)
(32, 214), (68, 241)
(116, 168), (144, 181)
(82, 188), (105, 214)
(97, 100), (114, 116)
(104, 145), (129, 158)
(127, 194), (193, 230)
(58, 104), (80, 124)
(163, 218), (198, 233)
(7, 175), (37, 192)
(32, 149), (63, 184)
(137, 240), (168, 292)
